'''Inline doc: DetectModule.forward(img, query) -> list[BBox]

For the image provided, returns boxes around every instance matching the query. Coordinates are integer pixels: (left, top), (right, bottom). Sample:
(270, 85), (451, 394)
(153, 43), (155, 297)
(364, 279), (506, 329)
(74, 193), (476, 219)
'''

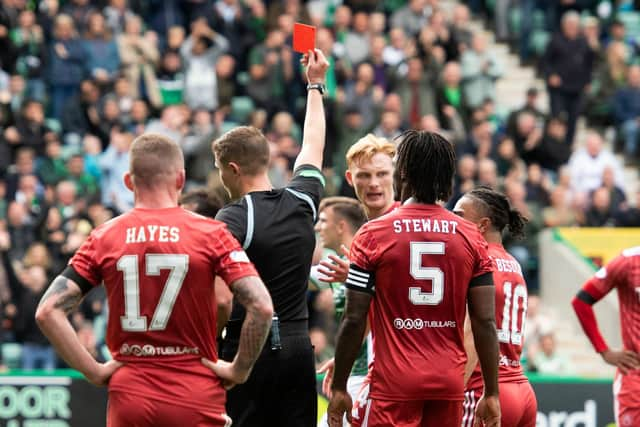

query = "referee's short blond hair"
(345, 134), (396, 169)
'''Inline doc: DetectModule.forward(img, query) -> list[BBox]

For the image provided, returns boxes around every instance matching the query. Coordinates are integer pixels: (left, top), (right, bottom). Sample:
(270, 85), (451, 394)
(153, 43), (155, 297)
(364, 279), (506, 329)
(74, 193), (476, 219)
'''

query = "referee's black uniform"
(216, 164), (324, 427)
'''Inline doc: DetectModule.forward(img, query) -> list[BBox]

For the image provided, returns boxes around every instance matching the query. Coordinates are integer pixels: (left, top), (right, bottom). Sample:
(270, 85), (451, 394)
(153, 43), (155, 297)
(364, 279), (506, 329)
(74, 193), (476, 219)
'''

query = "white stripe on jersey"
(346, 278), (368, 288)
(349, 270), (370, 280)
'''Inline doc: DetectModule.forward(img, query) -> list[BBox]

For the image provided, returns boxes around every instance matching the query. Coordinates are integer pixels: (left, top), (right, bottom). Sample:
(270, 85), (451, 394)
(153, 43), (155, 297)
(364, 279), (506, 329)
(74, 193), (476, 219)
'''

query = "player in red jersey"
(315, 136), (399, 424)
(572, 246), (640, 427)
(328, 130), (500, 427)
(454, 187), (537, 427)
(35, 134), (273, 427)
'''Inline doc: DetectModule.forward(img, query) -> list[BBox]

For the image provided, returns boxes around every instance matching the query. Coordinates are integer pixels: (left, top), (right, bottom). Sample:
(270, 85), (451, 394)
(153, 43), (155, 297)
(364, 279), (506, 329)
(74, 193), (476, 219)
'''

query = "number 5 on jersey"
(117, 254), (189, 332)
(409, 242), (445, 305)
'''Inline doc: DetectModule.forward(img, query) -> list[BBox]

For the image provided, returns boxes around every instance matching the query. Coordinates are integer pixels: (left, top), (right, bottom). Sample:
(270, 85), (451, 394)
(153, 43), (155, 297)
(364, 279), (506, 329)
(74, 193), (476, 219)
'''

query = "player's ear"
(228, 161), (241, 176)
(176, 169), (186, 191)
(345, 169), (354, 187)
(478, 217), (491, 234)
(124, 172), (134, 192)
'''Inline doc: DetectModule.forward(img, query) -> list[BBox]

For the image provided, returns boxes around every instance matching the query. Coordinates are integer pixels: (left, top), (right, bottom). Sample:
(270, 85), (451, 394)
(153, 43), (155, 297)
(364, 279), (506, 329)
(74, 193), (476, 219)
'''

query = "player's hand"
(318, 245), (350, 284)
(474, 394), (500, 427)
(327, 389), (352, 427)
(86, 360), (124, 387)
(317, 358), (335, 397)
(201, 357), (248, 390)
(601, 349), (640, 374)
(302, 48), (329, 84)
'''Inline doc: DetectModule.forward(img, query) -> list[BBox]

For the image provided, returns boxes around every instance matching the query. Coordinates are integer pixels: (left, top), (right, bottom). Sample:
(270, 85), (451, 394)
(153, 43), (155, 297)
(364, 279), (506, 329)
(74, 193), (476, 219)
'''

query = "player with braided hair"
(454, 186), (537, 427)
(328, 131), (500, 427)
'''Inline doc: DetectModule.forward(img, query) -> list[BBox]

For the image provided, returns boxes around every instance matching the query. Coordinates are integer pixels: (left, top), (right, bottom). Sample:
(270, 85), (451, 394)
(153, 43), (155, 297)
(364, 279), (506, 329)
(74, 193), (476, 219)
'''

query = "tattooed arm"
(35, 275), (121, 386)
(202, 275), (273, 389)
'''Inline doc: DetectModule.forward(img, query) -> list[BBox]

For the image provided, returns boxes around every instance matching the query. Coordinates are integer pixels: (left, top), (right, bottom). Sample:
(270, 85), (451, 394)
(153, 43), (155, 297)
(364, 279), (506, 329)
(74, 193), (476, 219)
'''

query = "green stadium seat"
(618, 11), (640, 40)
(230, 96), (255, 124)
(533, 10), (546, 31)
(2, 343), (22, 369)
(509, 7), (522, 36)
(529, 30), (550, 56)
(220, 121), (240, 135)
(236, 71), (250, 87)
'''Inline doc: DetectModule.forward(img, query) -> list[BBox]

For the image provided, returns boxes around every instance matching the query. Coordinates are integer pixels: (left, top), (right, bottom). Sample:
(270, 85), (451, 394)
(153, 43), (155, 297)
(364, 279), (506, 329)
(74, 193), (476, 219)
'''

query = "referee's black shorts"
(220, 320), (317, 427)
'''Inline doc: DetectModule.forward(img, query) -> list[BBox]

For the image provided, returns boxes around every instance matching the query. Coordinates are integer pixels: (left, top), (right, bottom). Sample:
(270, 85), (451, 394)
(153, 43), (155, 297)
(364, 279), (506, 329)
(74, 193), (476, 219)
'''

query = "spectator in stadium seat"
(6, 201), (36, 263)
(461, 33), (502, 110)
(38, 138), (67, 187)
(180, 18), (228, 111)
(99, 129), (133, 213)
(526, 116), (571, 173)
(447, 154), (477, 209)
(397, 56), (437, 129)
(372, 110), (402, 141)
(82, 12), (120, 88)
(343, 12), (370, 66)
(585, 41), (628, 127)
(613, 65), (640, 158)
(465, 119), (493, 159)
(543, 186), (578, 227)
(542, 11), (595, 145)
(12, 10), (47, 102)
(506, 87), (546, 139)
(60, 79), (101, 143)
(531, 332), (572, 375)
(117, 15), (162, 109)
(65, 153), (98, 200)
(5, 148), (38, 201)
(392, 0), (432, 38)
(215, 54), (236, 108)
(431, 9), (460, 62)
(15, 265), (56, 370)
(344, 62), (384, 131)
(524, 164), (551, 207)
(103, 0), (136, 36)
(48, 14), (86, 120)
(436, 61), (465, 128)
(365, 35), (393, 92)
(477, 158), (499, 190)
(600, 166), (627, 213)
(568, 131), (625, 198)
(4, 100), (52, 158)
(584, 187), (617, 227)
(61, 0), (95, 33)
(383, 27), (408, 67)
(246, 29), (293, 114)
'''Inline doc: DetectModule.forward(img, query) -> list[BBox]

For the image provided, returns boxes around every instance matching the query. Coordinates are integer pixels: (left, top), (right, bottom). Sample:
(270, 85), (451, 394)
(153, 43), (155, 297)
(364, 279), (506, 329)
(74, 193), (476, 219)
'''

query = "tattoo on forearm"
(232, 277), (272, 371)
(39, 276), (82, 314)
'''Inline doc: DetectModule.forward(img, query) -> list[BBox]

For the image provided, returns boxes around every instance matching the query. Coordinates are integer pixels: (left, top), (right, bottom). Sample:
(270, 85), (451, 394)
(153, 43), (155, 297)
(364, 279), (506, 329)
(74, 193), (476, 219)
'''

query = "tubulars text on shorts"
(125, 226), (180, 244)
(393, 218), (458, 235)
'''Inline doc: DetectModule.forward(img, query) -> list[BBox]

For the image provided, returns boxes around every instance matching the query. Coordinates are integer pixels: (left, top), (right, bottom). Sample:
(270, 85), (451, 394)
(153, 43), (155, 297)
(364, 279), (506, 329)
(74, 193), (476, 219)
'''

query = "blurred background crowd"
(0, 0), (637, 377)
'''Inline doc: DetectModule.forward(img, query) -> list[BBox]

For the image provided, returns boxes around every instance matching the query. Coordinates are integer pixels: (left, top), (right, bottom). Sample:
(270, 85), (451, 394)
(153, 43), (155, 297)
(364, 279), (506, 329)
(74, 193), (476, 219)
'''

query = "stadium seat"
(230, 97), (255, 124)
(220, 121), (240, 135)
(2, 343), (22, 369)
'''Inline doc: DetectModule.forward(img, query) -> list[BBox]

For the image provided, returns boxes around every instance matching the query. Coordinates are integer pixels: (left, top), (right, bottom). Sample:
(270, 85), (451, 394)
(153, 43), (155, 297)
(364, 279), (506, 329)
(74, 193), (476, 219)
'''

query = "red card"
(293, 23), (316, 54)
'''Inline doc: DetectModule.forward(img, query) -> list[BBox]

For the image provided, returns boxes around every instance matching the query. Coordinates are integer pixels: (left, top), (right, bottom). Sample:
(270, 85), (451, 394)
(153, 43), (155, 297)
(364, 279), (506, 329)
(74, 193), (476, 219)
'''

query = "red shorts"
(463, 381), (537, 427)
(108, 390), (232, 427)
(352, 397), (462, 427)
(614, 371), (640, 427)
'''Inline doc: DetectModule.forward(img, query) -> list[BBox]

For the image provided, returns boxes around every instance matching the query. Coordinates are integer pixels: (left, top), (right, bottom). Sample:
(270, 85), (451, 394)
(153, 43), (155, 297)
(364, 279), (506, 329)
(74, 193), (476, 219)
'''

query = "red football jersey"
(583, 247), (640, 360)
(69, 207), (257, 409)
(467, 243), (529, 391)
(348, 204), (493, 401)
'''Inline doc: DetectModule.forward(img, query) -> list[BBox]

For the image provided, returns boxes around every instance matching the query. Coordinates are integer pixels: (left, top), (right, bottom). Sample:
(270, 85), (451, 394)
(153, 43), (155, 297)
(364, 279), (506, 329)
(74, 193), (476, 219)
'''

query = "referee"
(212, 49), (329, 427)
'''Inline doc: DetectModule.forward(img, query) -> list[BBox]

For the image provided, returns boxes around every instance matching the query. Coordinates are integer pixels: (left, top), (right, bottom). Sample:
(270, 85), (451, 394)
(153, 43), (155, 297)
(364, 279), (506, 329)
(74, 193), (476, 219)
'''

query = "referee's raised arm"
(294, 49), (330, 171)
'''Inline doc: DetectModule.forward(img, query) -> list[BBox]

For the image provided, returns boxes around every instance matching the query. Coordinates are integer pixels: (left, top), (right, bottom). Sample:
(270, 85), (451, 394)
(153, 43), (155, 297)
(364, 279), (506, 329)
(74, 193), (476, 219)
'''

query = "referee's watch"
(307, 83), (326, 95)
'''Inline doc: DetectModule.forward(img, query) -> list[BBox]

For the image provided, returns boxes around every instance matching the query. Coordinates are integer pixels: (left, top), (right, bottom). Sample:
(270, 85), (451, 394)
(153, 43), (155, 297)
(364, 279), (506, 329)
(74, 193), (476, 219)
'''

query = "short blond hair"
(130, 133), (184, 187)
(345, 134), (396, 169)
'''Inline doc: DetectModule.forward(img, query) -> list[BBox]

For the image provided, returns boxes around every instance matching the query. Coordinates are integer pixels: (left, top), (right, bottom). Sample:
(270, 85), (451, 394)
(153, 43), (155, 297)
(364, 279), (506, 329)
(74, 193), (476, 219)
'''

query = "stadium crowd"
(0, 0), (636, 377)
